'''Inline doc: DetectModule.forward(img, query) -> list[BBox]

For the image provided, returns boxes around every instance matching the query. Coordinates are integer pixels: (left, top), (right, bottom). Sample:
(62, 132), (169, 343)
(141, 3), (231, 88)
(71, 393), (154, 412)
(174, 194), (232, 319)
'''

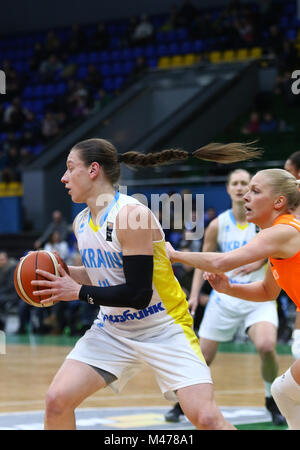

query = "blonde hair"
(258, 168), (300, 211)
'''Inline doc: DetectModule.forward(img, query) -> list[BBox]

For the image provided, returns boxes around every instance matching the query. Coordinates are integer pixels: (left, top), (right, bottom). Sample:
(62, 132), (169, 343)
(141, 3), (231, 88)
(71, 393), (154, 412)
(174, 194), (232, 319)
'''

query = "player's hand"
(31, 264), (81, 305)
(188, 295), (199, 316)
(291, 330), (300, 359)
(203, 272), (230, 294)
(165, 242), (176, 263)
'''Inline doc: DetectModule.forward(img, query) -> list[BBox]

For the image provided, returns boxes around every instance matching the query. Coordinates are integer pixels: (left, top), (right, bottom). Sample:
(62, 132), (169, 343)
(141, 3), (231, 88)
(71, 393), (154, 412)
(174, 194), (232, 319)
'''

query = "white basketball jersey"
(74, 192), (196, 340)
(212, 208), (266, 307)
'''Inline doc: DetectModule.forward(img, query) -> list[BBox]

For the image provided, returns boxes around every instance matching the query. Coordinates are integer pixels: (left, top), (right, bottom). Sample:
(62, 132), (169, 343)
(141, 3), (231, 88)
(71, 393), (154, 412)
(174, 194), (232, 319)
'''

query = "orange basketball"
(14, 250), (68, 307)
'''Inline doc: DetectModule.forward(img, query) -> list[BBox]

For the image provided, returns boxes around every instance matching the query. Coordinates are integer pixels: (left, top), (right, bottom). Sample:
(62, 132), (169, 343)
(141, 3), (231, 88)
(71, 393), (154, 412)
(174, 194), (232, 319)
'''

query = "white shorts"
(199, 291), (279, 342)
(66, 321), (212, 402)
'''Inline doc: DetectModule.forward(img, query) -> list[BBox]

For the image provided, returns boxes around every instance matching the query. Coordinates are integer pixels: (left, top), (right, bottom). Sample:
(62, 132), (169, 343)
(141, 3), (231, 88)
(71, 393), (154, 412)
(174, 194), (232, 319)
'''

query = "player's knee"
(255, 338), (276, 356)
(194, 405), (221, 430)
(45, 388), (72, 417)
(271, 376), (282, 401)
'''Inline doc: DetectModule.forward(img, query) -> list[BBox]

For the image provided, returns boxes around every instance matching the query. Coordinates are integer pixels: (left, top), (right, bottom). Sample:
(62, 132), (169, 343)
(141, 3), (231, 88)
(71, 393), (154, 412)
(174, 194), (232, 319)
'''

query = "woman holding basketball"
(165, 168), (300, 429)
(31, 138), (260, 430)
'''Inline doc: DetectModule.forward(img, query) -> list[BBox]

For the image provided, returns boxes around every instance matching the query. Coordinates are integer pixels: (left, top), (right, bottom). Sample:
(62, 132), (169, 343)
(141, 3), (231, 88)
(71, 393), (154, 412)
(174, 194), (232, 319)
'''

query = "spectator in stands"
(67, 24), (87, 53)
(5, 146), (20, 180)
(265, 24), (283, 57)
(41, 112), (60, 141)
(39, 54), (64, 82)
(34, 209), (69, 250)
(29, 42), (47, 72)
(132, 14), (154, 46)
(71, 93), (90, 119)
(92, 88), (111, 112)
(0, 150), (7, 175)
(85, 64), (102, 90)
(18, 147), (33, 169)
(177, 0), (199, 27)
(260, 112), (278, 133)
(3, 61), (23, 100)
(233, 16), (255, 47)
(160, 6), (182, 32)
(92, 23), (110, 51)
(130, 56), (147, 80)
(45, 31), (62, 56)
(204, 207), (217, 228)
(44, 230), (70, 262)
(122, 16), (138, 47)
(241, 111), (261, 134)
(0, 251), (18, 331)
(3, 97), (33, 132)
(278, 40), (299, 72)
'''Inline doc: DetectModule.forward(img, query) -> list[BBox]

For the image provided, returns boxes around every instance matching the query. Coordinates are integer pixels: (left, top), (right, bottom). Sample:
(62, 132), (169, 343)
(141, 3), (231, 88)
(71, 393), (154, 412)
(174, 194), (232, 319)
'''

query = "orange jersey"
(269, 214), (300, 310)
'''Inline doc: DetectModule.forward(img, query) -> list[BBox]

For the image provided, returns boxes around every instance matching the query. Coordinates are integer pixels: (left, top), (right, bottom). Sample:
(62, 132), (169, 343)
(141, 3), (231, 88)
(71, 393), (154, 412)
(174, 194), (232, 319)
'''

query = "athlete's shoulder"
(73, 207), (89, 233)
(274, 214), (300, 230)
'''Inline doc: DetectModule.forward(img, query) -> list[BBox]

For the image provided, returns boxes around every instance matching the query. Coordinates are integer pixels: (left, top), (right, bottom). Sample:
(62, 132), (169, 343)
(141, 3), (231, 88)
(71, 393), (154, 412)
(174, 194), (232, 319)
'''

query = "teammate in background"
(284, 151), (300, 360)
(29, 139), (261, 430)
(165, 168), (300, 429)
(165, 169), (285, 425)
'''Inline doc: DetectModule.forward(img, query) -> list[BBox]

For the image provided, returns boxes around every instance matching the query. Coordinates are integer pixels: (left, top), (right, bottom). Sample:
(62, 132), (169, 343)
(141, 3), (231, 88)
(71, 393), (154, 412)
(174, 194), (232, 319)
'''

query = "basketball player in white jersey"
(165, 169), (285, 426)
(30, 139), (261, 430)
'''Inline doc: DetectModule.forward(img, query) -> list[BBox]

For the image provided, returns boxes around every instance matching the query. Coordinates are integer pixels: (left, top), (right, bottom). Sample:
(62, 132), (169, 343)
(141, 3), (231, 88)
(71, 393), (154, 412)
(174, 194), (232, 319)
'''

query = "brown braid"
(120, 149), (189, 167)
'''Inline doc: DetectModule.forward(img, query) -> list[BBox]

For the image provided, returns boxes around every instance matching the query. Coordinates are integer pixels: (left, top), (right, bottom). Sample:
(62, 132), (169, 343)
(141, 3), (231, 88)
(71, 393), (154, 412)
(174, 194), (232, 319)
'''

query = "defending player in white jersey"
(30, 138), (261, 430)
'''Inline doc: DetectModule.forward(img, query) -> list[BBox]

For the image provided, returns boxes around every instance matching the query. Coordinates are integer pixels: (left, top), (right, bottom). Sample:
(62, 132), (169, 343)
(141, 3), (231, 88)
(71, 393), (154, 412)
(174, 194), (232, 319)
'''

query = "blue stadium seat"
(147, 58), (157, 68)
(286, 29), (297, 40)
(99, 51), (110, 63)
(180, 41), (193, 54)
(111, 62), (122, 76)
(44, 84), (56, 96)
(114, 76), (124, 90)
(120, 48), (133, 61)
(110, 50), (122, 62)
(132, 47), (144, 58)
(56, 82), (66, 95)
(77, 53), (88, 64)
(176, 28), (188, 41)
(168, 42), (179, 55)
(193, 40), (205, 52)
(157, 44), (168, 57)
(100, 64), (113, 77)
(122, 61), (134, 74)
(103, 78), (115, 92)
(77, 65), (88, 79)
(145, 45), (156, 58)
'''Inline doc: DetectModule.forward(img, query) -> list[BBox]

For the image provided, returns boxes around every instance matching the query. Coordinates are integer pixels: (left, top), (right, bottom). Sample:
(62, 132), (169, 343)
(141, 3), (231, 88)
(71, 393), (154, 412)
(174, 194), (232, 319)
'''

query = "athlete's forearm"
(190, 268), (204, 299)
(68, 265), (93, 285)
(172, 250), (230, 273)
(222, 281), (277, 302)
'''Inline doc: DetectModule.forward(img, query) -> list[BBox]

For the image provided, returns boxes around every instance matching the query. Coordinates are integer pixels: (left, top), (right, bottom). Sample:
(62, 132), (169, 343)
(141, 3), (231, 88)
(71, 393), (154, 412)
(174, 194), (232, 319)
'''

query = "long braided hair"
(73, 138), (262, 183)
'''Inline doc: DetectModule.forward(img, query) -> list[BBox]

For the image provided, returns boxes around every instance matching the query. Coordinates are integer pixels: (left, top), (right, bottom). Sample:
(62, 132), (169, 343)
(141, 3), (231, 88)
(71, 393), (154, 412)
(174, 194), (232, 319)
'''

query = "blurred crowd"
(1, 0), (300, 181)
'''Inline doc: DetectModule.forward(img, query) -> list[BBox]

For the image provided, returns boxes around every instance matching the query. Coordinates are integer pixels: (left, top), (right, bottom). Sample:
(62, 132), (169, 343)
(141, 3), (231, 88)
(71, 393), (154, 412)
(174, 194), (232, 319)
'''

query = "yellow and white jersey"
(74, 192), (194, 339)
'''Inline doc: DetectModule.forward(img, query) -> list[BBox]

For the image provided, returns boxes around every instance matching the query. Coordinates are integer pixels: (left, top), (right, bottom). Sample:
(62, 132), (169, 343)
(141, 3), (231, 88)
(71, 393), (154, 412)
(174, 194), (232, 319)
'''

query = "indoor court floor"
(0, 335), (292, 430)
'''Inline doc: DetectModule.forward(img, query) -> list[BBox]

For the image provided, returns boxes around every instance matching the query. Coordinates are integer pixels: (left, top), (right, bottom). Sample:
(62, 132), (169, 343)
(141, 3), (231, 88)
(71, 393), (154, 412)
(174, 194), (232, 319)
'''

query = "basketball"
(14, 250), (69, 307)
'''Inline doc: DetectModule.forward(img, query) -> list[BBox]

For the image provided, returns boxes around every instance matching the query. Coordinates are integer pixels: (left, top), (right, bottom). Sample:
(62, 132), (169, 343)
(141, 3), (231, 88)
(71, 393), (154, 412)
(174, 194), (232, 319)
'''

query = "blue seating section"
(0, 0), (299, 158)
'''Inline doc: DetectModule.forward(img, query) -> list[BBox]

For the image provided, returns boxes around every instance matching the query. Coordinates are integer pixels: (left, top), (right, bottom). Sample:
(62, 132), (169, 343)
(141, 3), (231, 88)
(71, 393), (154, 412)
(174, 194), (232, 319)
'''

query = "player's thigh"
(46, 358), (107, 409)
(199, 337), (219, 365)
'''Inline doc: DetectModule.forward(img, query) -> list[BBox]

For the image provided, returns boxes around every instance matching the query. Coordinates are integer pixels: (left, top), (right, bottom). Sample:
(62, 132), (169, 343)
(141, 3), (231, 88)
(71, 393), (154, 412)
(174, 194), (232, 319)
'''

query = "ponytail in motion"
(73, 138), (262, 183)
(119, 141), (262, 167)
